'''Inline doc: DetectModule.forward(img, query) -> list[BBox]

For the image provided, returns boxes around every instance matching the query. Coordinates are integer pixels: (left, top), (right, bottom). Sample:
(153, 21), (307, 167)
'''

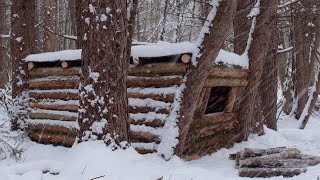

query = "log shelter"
(24, 43), (249, 159)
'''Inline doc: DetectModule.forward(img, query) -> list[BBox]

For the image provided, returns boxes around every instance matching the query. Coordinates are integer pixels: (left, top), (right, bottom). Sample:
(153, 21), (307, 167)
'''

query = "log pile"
(230, 147), (320, 178)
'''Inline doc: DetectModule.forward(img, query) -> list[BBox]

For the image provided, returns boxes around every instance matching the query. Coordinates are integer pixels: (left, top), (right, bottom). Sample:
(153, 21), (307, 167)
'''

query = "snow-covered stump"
(230, 147), (320, 178)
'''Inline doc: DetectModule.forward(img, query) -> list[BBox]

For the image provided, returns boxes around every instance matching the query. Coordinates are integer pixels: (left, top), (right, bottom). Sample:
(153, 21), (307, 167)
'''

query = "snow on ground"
(0, 108), (320, 179)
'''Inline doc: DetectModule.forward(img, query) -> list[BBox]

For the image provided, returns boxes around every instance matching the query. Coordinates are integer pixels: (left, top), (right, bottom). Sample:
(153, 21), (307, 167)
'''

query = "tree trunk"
(0, 0), (8, 88)
(11, 0), (36, 130)
(260, 24), (279, 130)
(293, 0), (312, 119)
(43, 0), (54, 51)
(233, 0), (255, 54)
(238, 0), (280, 137)
(174, 0), (237, 157)
(78, 0), (130, 146)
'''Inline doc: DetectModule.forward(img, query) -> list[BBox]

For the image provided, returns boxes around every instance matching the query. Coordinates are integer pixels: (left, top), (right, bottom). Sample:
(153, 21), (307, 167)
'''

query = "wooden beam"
(128, 92), (174, 103)
(29, 91), (79, 100)
(129, 118), (165, 128)
(209, 67), (249, 78)
(30, 102), (79, 112)
(191, 112), (235, 128)
(29, 79), (79, 90)
(127, 76), (182, 88)
(224, 87), (239, 112)
(29, 131), (76, 147)
(28, 123), (78, 134)
(29, 67), (80, 77)
(238, 168), (306, 178)
(29, 112), (78, 121)
(128, 106), (170, 114)
(204, 77), (248, 87)
(181, 54), (191, 64)
(128, 63), (187, 76)
(28, 62), (35, 70)
(130, 131), (161, 143)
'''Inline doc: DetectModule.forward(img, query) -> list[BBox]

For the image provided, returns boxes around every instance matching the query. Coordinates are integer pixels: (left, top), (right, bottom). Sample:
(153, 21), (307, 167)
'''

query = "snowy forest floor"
(0, 108), (320, 180)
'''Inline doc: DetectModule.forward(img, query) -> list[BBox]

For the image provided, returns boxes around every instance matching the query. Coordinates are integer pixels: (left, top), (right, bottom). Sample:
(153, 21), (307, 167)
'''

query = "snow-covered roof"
(24, 42), (248, 68)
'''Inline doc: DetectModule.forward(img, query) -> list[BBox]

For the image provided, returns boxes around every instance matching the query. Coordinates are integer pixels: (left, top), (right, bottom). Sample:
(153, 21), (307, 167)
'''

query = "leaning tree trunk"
(11, 0), (36, 130)
(233, 0), (255, 54)
(238, 0), (280, 137)
(174, 0), (237, 157)
(78, 0), (130, 146)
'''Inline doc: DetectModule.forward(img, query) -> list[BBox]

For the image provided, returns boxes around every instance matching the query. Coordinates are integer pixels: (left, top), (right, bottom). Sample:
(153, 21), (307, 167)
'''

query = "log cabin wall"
(25, 53), (248, 157)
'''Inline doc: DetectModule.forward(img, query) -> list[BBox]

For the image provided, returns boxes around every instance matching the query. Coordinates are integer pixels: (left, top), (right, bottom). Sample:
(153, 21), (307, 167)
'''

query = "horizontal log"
(238, 168), (306, 178)
(130, 131), (161, 143)
(209, 67), (249, 78)
(181, 54), (191, 64)
(29, 91), (79, 100)
(28, 62), (35, 70)
(29, 131), (76, 147)
(128, 63), (187, 76)
(29, 79), (79, 90)
(187, 119), (236, 140)
(128, 118), (165, 127)
(127, 76), (182, 88)
(239, 158), (320, 168)
(30, 76), (182, 90)
(28, 124), (78, 135)
(29, 67), (80, 77)
(128, 106), (170, 114)
(239, 149), (302, 168)
(134, 148), (157, 154)
(128, 92), (174, 103)
(29, 112), (78, 121)
(184, 130), (241, 157)
(234, 147), (300, 165)
(30, 102), (79, 112)
(191, 112), (235, 128)
(204, 77), (248, 87)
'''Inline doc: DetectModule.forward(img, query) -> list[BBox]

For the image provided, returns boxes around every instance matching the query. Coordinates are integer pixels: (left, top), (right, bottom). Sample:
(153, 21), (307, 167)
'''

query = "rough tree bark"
(233, 0), (255, 54)
(260, 25), (279, 130)
(11, 0), (36, 130)
(174, 0), (237, 157)
(0, 0), (8, 88)
(238, 0), (280, 137)
(78, 0), (130, 146)
(43, 0), (54, 51)
(293, 0), (312, 119)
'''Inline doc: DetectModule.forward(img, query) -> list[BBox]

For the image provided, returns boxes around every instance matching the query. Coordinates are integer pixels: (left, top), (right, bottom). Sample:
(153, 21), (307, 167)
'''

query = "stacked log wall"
(26, 57), (249, 156)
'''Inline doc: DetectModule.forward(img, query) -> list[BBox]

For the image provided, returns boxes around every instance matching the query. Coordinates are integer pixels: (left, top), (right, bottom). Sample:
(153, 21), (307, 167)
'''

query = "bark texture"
(0, 0), (8, 88)
(174, 0), (237, 157)
(11, 0), (36, 130)
(292, 0), (312, 119)
(43, 0), (54, 51)
(233, 0), (255, 54)
(78, 0), (130, 145)
(238, 0), (280, 137)
(260, 25), (279, 130)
